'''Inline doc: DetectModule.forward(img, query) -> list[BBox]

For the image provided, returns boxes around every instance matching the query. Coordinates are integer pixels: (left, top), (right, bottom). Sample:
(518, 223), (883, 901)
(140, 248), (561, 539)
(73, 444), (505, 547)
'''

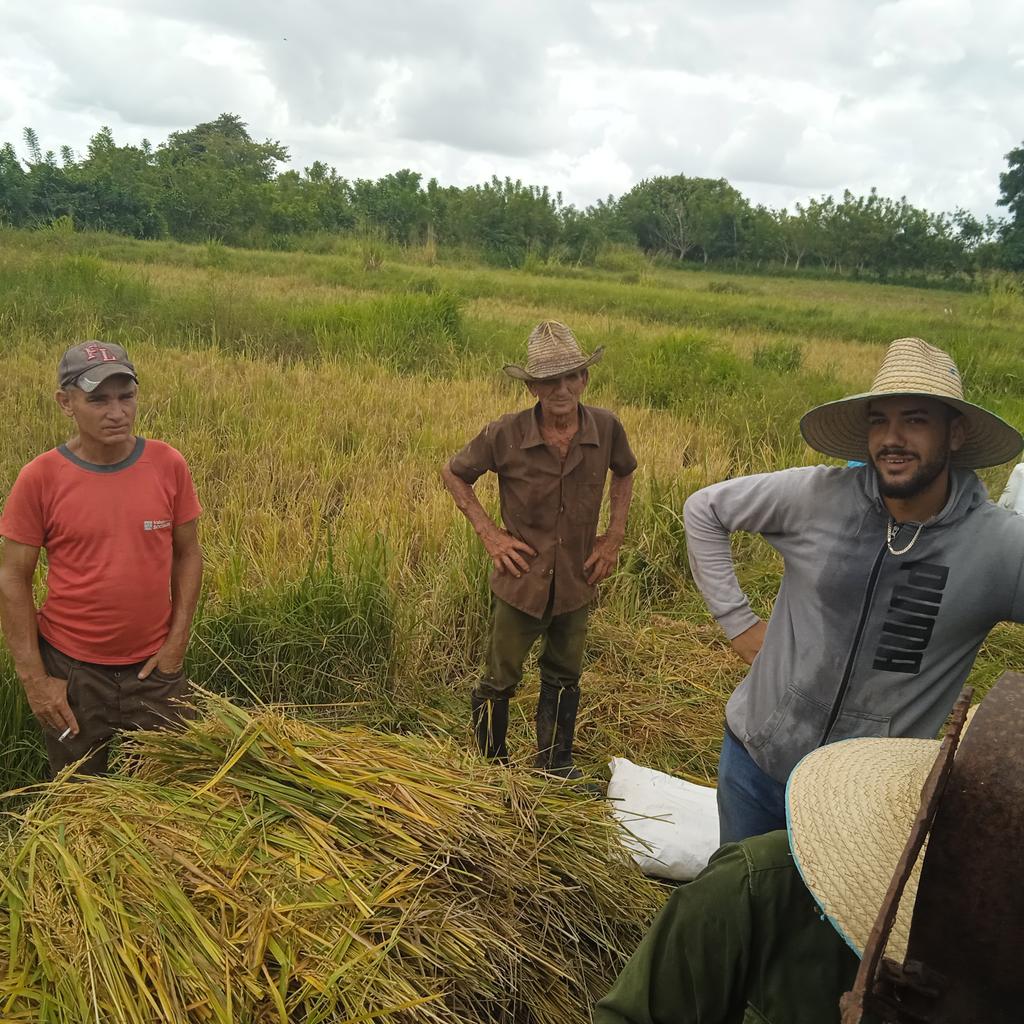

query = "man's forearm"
(606, 472), (635, 541)
(441, 463), (498, 539)
(0, 572), (47, 684)
(165, 548), (203, 650)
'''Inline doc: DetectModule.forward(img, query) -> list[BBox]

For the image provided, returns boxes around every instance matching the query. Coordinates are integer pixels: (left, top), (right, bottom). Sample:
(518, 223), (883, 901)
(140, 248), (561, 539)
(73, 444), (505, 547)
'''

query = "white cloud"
(0, 0), (1021, 216)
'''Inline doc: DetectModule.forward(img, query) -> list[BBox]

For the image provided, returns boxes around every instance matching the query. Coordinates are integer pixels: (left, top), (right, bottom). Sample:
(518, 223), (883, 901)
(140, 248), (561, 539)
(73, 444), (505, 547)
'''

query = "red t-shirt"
(0, 438), (202, 664)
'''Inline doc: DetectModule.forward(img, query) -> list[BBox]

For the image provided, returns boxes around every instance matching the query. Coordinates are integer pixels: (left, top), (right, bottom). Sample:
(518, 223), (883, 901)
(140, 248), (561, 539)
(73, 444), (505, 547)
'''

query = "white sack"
(999, 464), (1024, 514)
(606, 757), (720, 881)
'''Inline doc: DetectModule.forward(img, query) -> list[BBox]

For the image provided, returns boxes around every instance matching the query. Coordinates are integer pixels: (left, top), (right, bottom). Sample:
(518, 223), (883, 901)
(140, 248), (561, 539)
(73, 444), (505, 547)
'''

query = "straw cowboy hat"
(799, 337), (1022, 469)
(504, 320), (604, 382)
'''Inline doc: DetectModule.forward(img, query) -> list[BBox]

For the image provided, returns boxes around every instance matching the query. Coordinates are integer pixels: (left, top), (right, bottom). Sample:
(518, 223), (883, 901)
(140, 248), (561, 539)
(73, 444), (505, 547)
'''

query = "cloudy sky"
(2, 0), (1022, 217)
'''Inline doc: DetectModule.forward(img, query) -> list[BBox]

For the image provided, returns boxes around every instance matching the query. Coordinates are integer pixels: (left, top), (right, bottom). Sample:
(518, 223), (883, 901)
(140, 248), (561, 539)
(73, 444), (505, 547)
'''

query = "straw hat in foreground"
(504, 320), (604, 381)
(786, 702), (986, 962)
(799, 337), (1022, 468)
(787, 735), (936, 961)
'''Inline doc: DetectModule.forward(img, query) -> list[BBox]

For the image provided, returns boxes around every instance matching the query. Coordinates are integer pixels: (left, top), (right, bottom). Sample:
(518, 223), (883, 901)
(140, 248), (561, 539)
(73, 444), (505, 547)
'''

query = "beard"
(873, 444), (950, 499)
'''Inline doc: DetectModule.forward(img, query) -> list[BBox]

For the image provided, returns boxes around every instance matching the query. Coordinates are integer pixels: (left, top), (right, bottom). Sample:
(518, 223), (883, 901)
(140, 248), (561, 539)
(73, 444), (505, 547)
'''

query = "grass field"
(2, 227), (1023, 795)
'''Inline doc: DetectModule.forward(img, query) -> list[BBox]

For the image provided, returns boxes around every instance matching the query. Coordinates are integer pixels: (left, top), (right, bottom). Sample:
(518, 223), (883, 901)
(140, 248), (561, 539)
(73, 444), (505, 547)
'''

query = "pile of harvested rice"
(0, 698), (663, 1023)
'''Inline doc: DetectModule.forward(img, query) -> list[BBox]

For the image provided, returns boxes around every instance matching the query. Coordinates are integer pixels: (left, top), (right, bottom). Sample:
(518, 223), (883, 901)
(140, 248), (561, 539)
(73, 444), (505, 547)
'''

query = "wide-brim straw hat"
(799, 337), (1022, 469)
(787, 736), (937, 961)
(504, 320), (604, 381)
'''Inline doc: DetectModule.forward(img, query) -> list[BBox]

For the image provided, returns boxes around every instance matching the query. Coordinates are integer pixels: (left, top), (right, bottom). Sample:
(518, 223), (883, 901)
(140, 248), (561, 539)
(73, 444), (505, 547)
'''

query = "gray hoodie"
(683, 465), (1024, 782)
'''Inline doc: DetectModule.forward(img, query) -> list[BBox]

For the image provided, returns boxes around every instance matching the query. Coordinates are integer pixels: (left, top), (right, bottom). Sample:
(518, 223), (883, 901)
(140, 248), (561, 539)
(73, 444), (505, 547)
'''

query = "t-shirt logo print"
(872, 561), (949, 673)
(83, 343), (118, 362)
(143, 520), (172, 531)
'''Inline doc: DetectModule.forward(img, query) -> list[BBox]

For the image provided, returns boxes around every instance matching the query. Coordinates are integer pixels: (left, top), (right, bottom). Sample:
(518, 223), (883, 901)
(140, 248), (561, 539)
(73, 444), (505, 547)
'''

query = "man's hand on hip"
(584, 533), (623, 586)
(482, 528), (537, 578)
(24, 674), (79, 736)
(138, 642), (186, 680)
(731, 619), (767, 665)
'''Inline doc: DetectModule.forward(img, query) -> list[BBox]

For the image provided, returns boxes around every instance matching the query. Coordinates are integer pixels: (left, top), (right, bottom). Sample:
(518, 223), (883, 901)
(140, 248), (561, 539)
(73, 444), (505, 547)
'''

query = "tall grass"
(1, 229), (1023, 792)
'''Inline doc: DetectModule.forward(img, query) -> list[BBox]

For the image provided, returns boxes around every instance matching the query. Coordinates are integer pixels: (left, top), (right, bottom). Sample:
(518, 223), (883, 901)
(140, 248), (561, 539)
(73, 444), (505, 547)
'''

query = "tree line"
(3, 113), (1024, 280)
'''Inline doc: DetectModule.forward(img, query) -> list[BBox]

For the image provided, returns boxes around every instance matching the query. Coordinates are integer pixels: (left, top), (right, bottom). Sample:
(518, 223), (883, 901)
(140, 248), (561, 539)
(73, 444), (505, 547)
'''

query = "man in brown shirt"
(442, 321), (636, 778)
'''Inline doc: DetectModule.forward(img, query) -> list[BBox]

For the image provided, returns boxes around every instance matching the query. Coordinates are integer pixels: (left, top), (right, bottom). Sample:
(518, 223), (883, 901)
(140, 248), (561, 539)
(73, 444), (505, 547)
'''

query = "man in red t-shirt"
(0, 341), (204, 776)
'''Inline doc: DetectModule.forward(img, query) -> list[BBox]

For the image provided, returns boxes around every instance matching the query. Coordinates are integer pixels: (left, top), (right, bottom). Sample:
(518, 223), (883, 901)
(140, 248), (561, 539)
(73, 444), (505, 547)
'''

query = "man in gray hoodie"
(683, 337), (1024, 843)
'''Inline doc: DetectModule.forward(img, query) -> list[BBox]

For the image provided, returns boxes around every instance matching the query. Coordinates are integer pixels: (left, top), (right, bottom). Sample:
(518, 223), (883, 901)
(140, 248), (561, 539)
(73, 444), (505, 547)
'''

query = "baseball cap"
(58, 341), (138, 393)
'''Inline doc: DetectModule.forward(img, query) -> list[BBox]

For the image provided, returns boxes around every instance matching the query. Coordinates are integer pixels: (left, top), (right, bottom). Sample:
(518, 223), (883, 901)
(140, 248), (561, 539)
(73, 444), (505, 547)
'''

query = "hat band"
(526, 355), (589, 378)
(867, 378), (964, 402)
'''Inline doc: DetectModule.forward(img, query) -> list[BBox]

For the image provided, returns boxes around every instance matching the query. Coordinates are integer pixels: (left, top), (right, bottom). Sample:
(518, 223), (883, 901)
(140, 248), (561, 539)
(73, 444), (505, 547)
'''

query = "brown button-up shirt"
(449, 403), (637, 619)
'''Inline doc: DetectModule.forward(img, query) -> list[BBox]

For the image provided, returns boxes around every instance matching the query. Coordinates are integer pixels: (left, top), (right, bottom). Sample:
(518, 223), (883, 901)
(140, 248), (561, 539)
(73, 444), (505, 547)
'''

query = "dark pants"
(39, 636), (194, 777)
(716, 727), (788, 845)
(474, 597), (590, 700)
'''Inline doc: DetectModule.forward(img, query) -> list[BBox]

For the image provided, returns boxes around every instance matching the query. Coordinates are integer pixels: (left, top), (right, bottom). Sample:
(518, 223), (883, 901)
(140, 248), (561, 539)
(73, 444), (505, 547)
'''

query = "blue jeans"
(717, 727), (788, 845)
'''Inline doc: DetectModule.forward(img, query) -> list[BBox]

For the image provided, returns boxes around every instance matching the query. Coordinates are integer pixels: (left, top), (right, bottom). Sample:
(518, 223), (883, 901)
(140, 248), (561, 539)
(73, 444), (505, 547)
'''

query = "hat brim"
(503, 347), (604, 382)
(800, 391), (1023, 469)
(68, 363), (138, 393)
(786, 736), (938, 961)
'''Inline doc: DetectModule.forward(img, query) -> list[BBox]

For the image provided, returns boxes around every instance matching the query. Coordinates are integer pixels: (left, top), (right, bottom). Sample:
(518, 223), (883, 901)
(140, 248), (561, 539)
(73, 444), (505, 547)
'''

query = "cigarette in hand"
(58, 727), (72, 743)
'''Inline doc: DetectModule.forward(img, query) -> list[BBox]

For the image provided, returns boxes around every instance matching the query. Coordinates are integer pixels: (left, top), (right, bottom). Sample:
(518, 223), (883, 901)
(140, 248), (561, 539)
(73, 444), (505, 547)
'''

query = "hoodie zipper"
(819, 538), (889, 745)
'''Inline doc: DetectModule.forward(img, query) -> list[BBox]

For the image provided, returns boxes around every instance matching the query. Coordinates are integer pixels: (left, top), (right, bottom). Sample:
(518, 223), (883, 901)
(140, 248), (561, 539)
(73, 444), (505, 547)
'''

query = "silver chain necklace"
(886, 518), (925, 556)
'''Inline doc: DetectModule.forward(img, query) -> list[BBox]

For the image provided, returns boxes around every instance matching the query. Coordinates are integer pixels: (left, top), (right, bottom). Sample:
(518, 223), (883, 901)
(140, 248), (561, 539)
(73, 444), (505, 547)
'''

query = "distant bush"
(360, 228), (386, 272)
(970, 272), (1024, 319)
(405, 275), (441, 295)
(752, 341), (804, 373)
(0, 252), (154, 341)
(521, 249), (547, 275)
(203, 239), (228, 267)
(311, 291), (465, 374)
(613, 334), (754, 409)
(39, 214), (75, 236)
(594, 244), (651, 274)
(706, 280), (749, 295)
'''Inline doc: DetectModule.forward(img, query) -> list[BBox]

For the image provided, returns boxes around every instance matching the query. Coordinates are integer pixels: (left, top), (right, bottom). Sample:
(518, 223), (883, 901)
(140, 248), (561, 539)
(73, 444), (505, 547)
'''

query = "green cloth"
(595, 831), (878, 1024)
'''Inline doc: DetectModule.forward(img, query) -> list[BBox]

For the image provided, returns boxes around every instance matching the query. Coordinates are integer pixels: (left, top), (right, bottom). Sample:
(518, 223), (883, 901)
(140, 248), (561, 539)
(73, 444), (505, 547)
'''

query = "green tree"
(426, 175), (562, 265)
(775, 207), (818, 269)
(951, 209), (1003, 272)
(12, 127), (75, 225)
(618, 175), (748, 263)
(997, 143), (1024, 269)
(69, 127), (165, 237)
(267, 163), (354, 237)
(161, 114), (287, 182)
(0, 141), (30, 225)
(155, 113), (288, 242)
(351, 169), (429, 244)
(557, 204), (607, 265)
(736, 204), (783, 267)
(22, 127), (42, 165)
(0, 111), (998, 277)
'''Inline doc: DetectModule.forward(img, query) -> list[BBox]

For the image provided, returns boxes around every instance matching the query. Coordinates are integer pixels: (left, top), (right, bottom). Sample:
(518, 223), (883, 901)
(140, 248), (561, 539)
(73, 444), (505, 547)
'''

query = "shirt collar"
(520, 403), (599, 449)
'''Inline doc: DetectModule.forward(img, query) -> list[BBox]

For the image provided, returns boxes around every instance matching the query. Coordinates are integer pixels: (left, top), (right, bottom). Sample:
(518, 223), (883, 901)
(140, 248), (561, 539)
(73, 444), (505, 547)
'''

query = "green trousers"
(474, 596), (590, 700)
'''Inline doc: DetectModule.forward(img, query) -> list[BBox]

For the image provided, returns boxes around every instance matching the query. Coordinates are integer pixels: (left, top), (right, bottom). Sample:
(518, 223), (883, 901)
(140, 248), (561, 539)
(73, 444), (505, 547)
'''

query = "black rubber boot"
(534, 683), (583, 780)
(471, 694), (510, 764)
(534, 684), (558, 770)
